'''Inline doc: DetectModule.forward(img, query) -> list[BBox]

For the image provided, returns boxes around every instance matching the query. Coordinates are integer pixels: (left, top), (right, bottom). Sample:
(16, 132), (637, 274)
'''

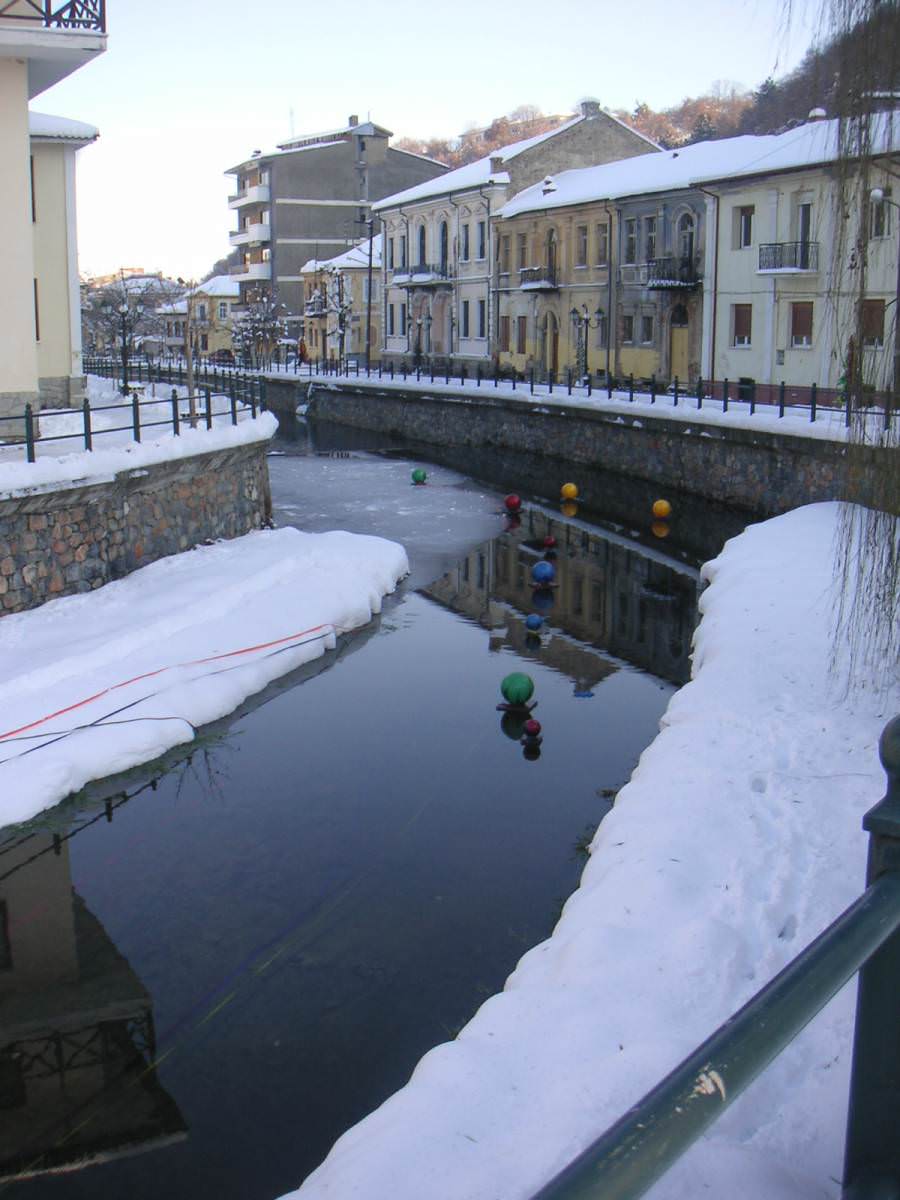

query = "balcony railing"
(304, 299), (327, 317)
(0, 0), (105, 30)
(519, 264), (558, 290)
(758, 241), (819, 272)
(392, 262), (453, 284)
(646, 256), (701, 287)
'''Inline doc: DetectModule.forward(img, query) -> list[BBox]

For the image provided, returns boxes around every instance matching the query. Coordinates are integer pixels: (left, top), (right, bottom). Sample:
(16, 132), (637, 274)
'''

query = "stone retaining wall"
(296, 380), (892, 517)
(0, 440), (272, 614)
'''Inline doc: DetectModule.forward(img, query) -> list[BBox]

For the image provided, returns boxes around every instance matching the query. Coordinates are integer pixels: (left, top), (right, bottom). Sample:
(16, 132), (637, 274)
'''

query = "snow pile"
(0, 528), (408, 828)
(281, 503), (897, 1200)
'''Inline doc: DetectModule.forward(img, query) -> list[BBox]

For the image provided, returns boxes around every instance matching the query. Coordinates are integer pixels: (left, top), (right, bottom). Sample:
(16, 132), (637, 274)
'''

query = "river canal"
(0, 417), (748, 1200)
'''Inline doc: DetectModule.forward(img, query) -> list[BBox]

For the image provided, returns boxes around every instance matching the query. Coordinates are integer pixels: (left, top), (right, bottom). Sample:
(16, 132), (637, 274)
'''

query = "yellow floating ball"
(652, 499), (672, 520)
(651, 520), (670, 539)
(560, 500), (579, 518)
(560, 482), (579, 501)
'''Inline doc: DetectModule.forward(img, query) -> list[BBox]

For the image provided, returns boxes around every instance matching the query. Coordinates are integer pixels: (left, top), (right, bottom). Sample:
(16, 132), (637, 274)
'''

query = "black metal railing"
(392, 262), (452, 282)
(529, 715), (900, 1200)
(645, 256), (700, 287)
(0, 0), (105, 30)
(519, 264), (559, 289)
(759, 241), (820, 271)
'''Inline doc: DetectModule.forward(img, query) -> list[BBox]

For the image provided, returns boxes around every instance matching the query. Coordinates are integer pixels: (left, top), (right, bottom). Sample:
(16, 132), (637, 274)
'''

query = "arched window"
(677, 213), (695, 262)
(439, 221), (449, 273)
(418, 225), (426, 268)
(546, 229), (558, 278)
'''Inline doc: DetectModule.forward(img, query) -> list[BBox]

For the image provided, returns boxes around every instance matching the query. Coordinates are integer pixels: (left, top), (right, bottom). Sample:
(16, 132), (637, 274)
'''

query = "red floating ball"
(543, 536), (557, 548)
(524, 718), (542, 737)
(504, 494), (522, 513)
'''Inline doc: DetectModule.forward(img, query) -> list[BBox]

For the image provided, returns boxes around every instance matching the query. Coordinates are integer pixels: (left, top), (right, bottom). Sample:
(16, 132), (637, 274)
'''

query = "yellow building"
(300, 236), (381, 366)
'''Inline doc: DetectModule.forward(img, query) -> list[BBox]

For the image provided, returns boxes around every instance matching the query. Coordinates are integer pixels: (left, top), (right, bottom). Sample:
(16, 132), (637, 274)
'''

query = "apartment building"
(375, 101), (659, 370)
(225, 117), (446, 330)
(0, 1), (106, 424)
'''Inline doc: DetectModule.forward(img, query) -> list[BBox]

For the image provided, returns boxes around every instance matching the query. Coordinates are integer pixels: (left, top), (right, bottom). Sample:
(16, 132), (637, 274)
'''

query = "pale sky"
(36, 0), (820, 280)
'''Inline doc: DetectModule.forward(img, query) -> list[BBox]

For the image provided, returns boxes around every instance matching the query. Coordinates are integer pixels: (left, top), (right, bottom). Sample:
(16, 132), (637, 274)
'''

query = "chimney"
(542, 176), (557, 196)
(807, 107), (827, 122)
(579, 98), (601, 119)
(490, 155), (504, 173)
(348, 114), (359, 127)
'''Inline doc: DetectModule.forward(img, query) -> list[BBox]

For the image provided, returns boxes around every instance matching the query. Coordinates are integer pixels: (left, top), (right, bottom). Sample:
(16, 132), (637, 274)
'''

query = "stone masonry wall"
(0, 440), (272, 614)
(300, 380), (893, 517)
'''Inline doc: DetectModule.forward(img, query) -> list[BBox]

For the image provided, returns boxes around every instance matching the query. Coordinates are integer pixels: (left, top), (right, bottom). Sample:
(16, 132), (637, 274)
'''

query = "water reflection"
(0, 824), (186, 1183)
(423, 504), (699, 687)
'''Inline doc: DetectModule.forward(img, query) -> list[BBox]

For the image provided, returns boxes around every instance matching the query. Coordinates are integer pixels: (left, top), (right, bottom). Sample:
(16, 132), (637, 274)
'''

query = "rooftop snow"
(28, 110), (98, 144)
(499, 116), (900, 217)
(300, 235), (382, 275)
(192, 274), (240, 298)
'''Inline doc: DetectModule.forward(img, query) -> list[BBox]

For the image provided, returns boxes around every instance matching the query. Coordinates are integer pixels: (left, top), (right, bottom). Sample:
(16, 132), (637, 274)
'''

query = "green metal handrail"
(530, 715), (900, 1200)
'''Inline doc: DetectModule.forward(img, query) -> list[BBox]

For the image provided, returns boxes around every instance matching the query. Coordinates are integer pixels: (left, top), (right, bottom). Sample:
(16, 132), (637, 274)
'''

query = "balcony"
(391, 262), (453, 286)
(228, 184), (270, 210)
(519, 264), (558, 290)
(230, 261), (272, 282)
(229, 222), (271, 247)
(1, 0), (107, 96)
(645, 257), (700, 288)
(758, 241), (819, 273)
(304, 298), (327, 317)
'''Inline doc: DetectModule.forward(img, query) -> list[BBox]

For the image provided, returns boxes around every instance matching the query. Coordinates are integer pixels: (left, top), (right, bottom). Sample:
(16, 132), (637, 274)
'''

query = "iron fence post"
(843, 715), (900, 1199)
(673, 377), (679, 407)
(230, 393), (238, 426)
(723, 378), (728, 414)
(779, 380), (786, 418)
(205, 387), (212, 430)
(810, 382), (817, 423)
(629, 374), (634, 403)
(650, 374), (656, 404)
(530, 368), (534, 395)
(697, 376), (703, 409)
(25, 404), (35, 463)
(171, 389), (180, 436)
(82, 397), (92, 451)
(131, 393), (141, 443)
(567, 368), (572, 396)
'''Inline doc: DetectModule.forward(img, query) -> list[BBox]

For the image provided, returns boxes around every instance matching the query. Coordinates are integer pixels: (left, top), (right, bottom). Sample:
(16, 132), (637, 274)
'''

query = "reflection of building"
(422, 507), (698, 686)
(0, 833), (186, 1181)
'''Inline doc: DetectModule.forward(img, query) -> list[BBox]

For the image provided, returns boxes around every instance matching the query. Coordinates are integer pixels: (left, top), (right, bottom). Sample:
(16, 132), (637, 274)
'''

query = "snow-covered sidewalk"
(280, 502), (897, 1200)
(0, 527), (408, 828)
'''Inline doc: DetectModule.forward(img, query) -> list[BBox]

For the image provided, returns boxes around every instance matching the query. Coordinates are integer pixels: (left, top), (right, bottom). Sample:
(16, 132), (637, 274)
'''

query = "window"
(861, 298), (885, 347)
(595, 312), (608, 349)
(641, 314), (654, 344)
(440, 222), (449, 271)
(400, 303), (407, 336)
(870, 191), (891, 239)
(462, 224), (470, 261)
(461, 300), (470, 337)
(791, 302), (813, 347)
(644, 216), (657, 261)
(678, 212), (695, 261)
(200, 334), (208, 351)
(388, 304), (395, 335)
(576, 225), (588, 267)
(517, 233), (527, 270)
(500, 235), (511, 274)
(388, 237), (395, 269)
(477, 220), (486, 259)
(622, 314), (634, 343)
(499, 314), (510, 351)
(737, 205), (754, 248)
(217, 302), (228, 320)
(197, 303), (207, 321)
(478, 299), (486, 337)
(595, 221), (609, 265)
(417, 225), (426, 267)
(733, 303), (752, 346)
(400, 235), (407, 268)
(624, 219), (637, 264)
(516, 314), (527, 353)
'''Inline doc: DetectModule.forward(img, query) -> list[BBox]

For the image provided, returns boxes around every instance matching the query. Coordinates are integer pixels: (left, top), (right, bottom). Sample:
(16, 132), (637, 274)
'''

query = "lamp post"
(570, 304), (605, 384)
(103, 298), (143, 396)
(870, 187), (900, 419)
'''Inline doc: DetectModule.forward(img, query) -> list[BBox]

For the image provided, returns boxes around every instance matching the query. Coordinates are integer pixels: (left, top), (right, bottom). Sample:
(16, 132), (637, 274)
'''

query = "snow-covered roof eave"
(28, 110), (99, 147)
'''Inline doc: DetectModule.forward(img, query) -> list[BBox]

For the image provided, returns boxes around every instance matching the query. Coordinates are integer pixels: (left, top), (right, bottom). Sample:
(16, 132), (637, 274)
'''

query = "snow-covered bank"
(0, 528), (408, 828)
(281, 502), (898, 1200)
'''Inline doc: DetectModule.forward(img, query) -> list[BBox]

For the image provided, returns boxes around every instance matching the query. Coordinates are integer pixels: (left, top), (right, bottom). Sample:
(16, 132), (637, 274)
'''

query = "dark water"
(0, 421), (742, 1200)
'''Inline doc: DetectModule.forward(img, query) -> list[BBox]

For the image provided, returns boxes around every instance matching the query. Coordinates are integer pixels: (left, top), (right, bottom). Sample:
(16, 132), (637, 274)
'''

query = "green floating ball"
(411, 468), (427, 485)
(501, 672), (535, 706)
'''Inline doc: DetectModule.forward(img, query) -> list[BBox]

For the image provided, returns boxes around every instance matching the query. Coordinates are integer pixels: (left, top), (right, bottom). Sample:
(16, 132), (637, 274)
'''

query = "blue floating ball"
(525, 613), (543, 632)
(531, 560), (556, 585)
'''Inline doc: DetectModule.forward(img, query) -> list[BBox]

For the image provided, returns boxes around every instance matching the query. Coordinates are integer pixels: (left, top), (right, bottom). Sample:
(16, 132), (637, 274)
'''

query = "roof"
(499, 116), (900, 218)
(278, 119), (392, 150)
(301, 235), (382, 274)
(193, 274), (240, 298)
(28, 110), (98, 146)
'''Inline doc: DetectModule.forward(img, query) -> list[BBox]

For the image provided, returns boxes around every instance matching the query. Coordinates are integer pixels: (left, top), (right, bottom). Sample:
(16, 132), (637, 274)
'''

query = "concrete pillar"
(0, 57), (40, 427)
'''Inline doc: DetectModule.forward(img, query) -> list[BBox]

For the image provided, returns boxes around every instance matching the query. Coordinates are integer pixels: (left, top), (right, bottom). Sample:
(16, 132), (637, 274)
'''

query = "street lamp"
(102, 298), (143, 396)
(870, 187), (899, 415)
(570, 304), (605, 383)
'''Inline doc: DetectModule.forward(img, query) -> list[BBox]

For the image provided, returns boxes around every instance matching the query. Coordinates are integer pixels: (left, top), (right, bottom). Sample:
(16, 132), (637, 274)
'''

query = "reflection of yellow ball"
(651, 520), (670, 539)
(561, 482), (579, 501)
(560, 500), (579, 518)
(652, 499), (672, 519)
